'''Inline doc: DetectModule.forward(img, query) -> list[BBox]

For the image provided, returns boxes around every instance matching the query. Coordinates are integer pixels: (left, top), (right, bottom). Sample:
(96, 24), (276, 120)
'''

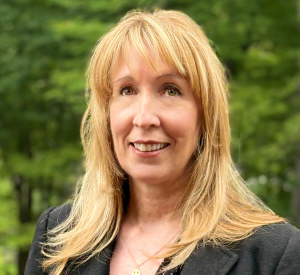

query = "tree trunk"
(292, 158), (300, 227)
(13, 175), (33, 275)
(18, 250), (29, 275)
(291, 0), (300, 228)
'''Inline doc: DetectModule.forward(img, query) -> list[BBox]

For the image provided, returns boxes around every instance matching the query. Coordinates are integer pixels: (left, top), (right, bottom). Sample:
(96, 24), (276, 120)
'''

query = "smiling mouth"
(131, 143), (169, 152)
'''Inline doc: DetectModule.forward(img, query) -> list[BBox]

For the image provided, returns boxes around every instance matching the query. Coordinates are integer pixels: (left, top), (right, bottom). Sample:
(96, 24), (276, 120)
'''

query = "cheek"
(110, 114), (121, 139)
(109, 107), (133, 161)
(109, 100), (133, 136)
(164, 106), (200, 144)
(110, 106), (127, 139)
(109, 110), (123, 153)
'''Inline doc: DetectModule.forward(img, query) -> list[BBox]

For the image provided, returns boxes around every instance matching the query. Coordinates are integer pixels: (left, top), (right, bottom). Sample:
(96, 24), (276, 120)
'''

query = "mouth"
(130, 142), (169, 152)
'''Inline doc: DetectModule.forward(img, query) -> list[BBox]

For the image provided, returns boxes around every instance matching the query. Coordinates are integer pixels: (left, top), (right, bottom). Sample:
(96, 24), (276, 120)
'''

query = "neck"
(125, 177), (186, 226)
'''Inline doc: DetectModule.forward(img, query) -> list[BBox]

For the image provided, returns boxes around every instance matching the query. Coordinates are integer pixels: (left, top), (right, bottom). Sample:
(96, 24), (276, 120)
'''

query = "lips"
(131, 142), (169, 152)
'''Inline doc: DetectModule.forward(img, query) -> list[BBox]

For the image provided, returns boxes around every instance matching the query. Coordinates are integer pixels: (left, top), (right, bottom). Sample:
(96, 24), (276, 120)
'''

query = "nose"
(132, 92), (160, 129)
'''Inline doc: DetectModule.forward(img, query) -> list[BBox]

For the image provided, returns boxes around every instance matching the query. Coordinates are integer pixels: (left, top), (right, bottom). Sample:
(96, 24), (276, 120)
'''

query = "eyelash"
(119, 85), (181, 96)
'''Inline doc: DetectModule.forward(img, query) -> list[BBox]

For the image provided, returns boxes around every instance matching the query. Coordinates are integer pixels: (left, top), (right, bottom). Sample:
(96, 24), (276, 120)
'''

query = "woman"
(25, 10), (300, 275)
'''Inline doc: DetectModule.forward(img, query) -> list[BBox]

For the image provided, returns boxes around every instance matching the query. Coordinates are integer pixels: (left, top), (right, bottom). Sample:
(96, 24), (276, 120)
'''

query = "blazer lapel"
(68, 241), (238, 275)
(180, 244), (238, 275)
(69, 239), (116, 275)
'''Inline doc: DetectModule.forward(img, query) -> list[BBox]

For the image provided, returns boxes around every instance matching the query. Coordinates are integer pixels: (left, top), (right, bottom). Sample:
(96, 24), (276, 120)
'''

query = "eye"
(120, 87), (134, 96)
(164, 85), (180, 96)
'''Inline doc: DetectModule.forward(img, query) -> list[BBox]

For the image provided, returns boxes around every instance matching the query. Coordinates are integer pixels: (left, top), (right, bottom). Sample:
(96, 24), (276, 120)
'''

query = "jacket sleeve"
(274, 225), (300, 274)
(24, 207), (56, 275)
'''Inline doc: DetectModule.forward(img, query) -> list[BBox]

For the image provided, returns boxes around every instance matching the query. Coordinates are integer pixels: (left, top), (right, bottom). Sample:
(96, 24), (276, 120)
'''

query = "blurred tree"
(0, 0), (299, 274)
(0, 1), (84, 273)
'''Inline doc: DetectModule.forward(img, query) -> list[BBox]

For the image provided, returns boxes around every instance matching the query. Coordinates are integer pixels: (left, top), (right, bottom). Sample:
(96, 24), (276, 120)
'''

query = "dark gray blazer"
(25, 204), (300, 275)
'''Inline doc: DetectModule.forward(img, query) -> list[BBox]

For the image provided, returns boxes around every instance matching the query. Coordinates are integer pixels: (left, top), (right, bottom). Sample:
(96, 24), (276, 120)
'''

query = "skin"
(109, 46), (201, 275)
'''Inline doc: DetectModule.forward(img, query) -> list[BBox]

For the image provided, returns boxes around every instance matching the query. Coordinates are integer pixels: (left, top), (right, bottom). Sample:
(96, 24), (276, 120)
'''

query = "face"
(109, 47), (200, 186)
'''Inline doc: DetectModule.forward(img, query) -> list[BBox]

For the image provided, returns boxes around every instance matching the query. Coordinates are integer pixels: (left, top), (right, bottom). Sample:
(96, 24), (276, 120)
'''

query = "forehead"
(111, 45), (186, 83)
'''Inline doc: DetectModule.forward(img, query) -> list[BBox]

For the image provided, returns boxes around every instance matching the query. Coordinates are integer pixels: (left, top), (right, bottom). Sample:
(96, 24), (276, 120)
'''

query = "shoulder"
(25, 204), (72, 275)
(231, 222), (300, 274)
(46, 203), (72, 229)
(32, 203), (72, 236)
(238, 222), (300, 251)
(35, 203), (72, 231)
(180, 223), (300, 275)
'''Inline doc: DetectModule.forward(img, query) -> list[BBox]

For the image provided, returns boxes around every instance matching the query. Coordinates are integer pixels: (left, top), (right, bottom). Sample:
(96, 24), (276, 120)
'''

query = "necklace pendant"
(132, 268), (140, 275)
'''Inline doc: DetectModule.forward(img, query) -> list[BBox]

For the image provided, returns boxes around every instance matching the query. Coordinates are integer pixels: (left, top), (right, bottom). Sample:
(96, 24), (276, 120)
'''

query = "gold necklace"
(120, 232), (178, 275)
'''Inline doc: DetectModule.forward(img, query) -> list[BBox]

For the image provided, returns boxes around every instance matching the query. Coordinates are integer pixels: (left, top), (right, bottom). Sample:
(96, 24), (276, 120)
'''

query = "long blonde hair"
(42, 10), (283, 274)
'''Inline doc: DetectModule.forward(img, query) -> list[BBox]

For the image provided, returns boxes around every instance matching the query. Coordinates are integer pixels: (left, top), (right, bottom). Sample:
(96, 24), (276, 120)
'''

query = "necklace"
(121, 232), (178, 275)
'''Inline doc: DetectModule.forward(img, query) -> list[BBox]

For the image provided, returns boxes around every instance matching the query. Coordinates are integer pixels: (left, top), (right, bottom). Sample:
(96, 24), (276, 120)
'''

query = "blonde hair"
(42, 10), (283, 274)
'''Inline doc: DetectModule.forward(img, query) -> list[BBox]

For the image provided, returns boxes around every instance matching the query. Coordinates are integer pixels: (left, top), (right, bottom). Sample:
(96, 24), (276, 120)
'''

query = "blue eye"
(121, 87), (134, 96)
(165, 86), (180, 96)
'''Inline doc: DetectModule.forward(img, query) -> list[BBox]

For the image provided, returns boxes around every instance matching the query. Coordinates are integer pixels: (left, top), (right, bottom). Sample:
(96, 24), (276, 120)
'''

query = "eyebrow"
(112, 73), (184, 84)
(157, 73), (184, 80)
(112, 76), (135, 84)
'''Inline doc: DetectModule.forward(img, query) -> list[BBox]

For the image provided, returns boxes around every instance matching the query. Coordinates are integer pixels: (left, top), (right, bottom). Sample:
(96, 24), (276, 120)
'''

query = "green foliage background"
(0, 0), (299, 274)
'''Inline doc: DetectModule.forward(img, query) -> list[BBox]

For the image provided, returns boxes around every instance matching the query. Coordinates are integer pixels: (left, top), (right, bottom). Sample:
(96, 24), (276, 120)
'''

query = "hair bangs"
(103, 11), (210, 106)
(115, 16), (189, 83)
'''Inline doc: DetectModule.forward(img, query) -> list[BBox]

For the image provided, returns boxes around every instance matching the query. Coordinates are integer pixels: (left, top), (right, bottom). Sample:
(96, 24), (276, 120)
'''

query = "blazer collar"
(70, 239), (116, 275)
(180, 244), (238, 275)
(71, 241), (238, 275)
